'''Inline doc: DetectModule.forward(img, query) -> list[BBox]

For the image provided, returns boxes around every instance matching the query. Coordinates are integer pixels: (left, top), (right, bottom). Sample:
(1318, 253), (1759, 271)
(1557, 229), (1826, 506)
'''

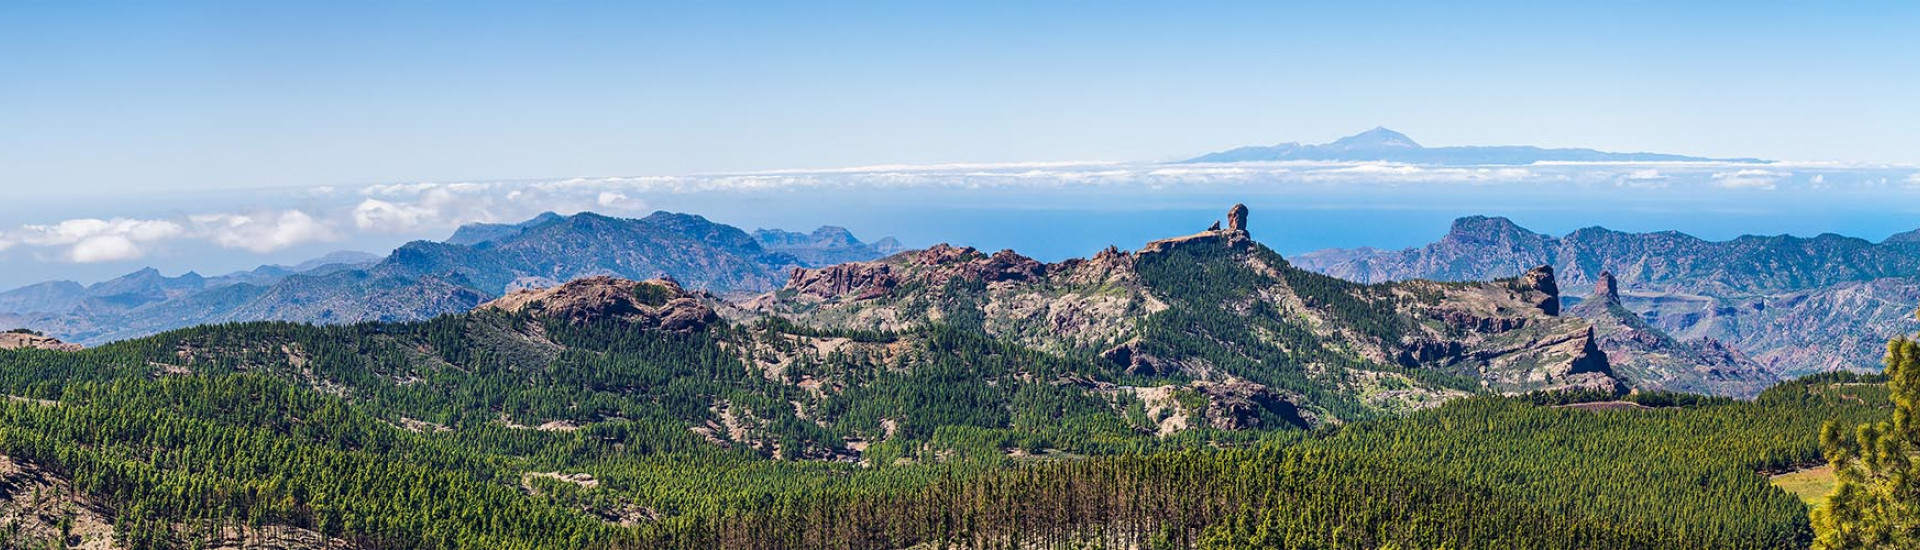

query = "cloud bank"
(0, 159), (1915, 264)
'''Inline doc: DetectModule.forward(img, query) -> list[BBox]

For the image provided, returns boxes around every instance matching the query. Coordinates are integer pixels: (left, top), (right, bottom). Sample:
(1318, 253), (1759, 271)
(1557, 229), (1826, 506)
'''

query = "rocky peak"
(1326, 127), (1422, 150)
(1594, 271), (1620, 303)
(478, 276), (717, 332)
(1443, 216), (1542, 246)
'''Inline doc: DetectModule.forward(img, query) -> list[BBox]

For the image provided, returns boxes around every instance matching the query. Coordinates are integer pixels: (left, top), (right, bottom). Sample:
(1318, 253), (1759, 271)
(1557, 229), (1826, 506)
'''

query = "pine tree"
(1812, 329), (1920, 549)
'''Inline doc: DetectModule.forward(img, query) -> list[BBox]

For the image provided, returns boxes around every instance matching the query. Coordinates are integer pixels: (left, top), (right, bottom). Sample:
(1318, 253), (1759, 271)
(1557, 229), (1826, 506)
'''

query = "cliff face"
(1292, 216), (1920, 386)
(750, 206), (1623, 422)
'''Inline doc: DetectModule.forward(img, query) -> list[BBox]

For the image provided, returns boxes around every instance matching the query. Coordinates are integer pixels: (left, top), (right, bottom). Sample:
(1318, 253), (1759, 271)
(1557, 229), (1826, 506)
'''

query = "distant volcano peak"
(1326, 127), (1421, 150)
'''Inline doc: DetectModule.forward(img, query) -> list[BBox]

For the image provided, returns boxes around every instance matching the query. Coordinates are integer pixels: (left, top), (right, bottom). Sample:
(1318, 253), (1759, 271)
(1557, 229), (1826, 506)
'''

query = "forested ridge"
(0, 313), (1891, 548)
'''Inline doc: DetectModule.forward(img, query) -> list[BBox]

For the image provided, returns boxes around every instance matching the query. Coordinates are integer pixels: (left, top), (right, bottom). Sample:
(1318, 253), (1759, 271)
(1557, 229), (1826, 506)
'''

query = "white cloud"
(67, 235), (146, 263)
(596, 191), (647, 211)
(0, 210), (339, 264)
(1711, 169), (1785, 190)
(7, 158), (1919, 268)
(191, 210), (338, 253)
(1625, 169), (1667, 181)
(350, 183), (512, 232)
(4, 218), (186, 262)
(1, 218), (173, 262)
(14, 218), (185, 247)
(353, 198), (442, 232)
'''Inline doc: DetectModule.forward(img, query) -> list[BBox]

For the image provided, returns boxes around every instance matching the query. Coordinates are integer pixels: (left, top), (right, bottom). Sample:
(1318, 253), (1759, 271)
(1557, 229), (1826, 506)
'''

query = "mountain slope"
(1565, 272), (1776, 397)
(752, 205), (1621, 422)
(1293, 216), (1920, 381)
(1183, 127), (1765, 165)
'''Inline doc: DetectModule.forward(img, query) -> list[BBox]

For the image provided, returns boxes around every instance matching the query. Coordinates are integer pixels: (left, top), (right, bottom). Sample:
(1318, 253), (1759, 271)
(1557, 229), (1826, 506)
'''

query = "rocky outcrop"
(1102, 338), (1175, 377)
(1520, 265), (1561, 316)
(1140, 205), (1255, 254)
(1192, 380), (1309, 430)
(779, 244), (1047, 303)
(787, 263), (899, 300)
(0, 330), (80, 352)
(479, 276), (717, 332)
(1594, 270), (1620, 303)
(916, 245), (1046, 283)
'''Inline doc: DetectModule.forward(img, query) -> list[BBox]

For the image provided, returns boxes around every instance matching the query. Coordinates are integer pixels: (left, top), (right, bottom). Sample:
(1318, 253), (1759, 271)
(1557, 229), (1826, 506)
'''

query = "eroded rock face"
(787, 263), (898, 300)
(0, 330), (80, 352)
(1521, 265), (1561, 316)
(478, 276), (717, 332)
(1227, 203), (1249, 233)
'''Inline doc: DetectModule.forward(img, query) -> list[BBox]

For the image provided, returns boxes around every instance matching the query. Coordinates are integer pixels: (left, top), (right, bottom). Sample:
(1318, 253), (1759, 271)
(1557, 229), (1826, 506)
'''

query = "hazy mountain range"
(0, 212), (901, 345)
(1293, 216), (1920, 379)
(1182, 127), (1768, 165)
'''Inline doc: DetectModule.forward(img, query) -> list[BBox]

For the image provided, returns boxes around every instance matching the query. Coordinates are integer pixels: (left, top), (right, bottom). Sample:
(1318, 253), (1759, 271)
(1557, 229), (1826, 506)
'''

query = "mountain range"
(5, 205), (1905, 400)
(1182, 127), (1768, 165)
(0, 205), (1883, 549)
(0, 212), (901, 345)
(1293, 216), (1920, 381)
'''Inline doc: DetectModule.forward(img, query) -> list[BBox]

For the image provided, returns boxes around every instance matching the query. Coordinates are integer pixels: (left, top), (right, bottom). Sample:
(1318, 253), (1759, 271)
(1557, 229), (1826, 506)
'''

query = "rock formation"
(1594, 270), (1620, 303)
(1227, 203), (1248, 233)
(1520, 265), (1561, 316)
(1140, 204), (1256, 254)
(478, 276), (717, 332)
(1192, 380), (1309, 431)
(787, 263), (899, 300)
(0, 329), (80, 352)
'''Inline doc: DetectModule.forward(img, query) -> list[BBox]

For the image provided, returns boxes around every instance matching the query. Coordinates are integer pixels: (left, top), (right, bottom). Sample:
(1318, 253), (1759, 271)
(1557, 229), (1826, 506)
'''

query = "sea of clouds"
(0, 159), (1915, 267)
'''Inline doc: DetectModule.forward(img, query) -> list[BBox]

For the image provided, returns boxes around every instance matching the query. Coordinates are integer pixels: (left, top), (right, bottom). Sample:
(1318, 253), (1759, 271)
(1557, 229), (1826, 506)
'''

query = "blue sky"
(1, 1), (1919, 287)
(5, 0), (1917, 195)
